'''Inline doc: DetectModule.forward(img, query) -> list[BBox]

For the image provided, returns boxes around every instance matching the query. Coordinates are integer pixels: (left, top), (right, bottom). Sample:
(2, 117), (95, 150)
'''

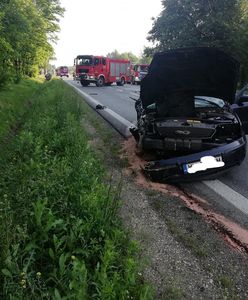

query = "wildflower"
(36, 272), (42, 277)
(20, 272), (26, 277)
(71, 255), (76, 261)
(20, 279), (26, 288)
(3, 194), (7, 198)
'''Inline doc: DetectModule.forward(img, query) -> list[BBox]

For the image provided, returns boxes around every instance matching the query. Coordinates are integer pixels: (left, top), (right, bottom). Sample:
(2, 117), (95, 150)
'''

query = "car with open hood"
(130, 47), (248, 182)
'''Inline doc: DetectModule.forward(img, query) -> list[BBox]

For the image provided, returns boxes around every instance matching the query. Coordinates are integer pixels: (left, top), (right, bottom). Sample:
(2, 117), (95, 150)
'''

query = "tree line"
(106, 49), (151, 64)
(144, 0), (248, 85)
(1, 1), (248, 87)
(0, 0), (64, 87)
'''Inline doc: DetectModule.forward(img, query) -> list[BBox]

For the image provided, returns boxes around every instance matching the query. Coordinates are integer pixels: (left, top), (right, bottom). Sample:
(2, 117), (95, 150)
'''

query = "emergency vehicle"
(130, 64), (149, 84)
(74, 55), (131, 87)
(56, 66), (69, 77)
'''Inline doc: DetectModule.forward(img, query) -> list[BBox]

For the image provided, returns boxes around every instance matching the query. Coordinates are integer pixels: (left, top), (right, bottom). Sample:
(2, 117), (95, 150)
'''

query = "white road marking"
(204, 179), (248, 215)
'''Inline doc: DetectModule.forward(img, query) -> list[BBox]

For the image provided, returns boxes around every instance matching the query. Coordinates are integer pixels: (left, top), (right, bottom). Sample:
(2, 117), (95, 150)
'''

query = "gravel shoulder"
(82, 108), (248, 300)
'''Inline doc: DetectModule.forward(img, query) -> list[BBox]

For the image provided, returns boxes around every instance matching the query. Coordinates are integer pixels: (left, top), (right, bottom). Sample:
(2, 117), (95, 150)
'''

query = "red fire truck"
(130, 64), (149, 84)
(56, 66), (69, 77)
(74, 55), (131, 87)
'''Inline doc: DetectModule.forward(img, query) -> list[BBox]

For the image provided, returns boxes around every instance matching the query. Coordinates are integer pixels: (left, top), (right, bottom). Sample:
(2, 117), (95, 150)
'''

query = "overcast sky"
(53, 0), (163, 66)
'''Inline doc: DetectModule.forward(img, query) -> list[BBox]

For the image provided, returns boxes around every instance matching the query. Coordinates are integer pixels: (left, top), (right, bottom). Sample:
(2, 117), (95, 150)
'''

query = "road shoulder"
(80, 91), (248, 299)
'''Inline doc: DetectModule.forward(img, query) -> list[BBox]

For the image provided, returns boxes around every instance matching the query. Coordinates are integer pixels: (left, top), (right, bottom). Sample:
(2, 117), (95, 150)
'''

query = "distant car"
(130, 47), (248, 182)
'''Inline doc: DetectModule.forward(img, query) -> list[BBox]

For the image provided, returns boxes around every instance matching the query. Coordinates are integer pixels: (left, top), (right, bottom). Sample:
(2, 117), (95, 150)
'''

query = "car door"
(231, 84), (248, 133)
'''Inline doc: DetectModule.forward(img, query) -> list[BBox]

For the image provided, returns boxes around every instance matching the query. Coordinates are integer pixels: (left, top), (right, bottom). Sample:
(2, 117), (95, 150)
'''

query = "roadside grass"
(86, 114), (123, 159)
(0, 79), (152, 299)
(162, 284), (184, 300)
(0, 78), (42, 143)
(165, 217), (208, 258)
(151, 198), (209, 259)
(217, 275), (238, 300)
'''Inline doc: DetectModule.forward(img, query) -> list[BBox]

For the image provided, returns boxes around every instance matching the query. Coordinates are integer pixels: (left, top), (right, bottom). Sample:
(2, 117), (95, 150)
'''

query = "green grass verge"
(0, 79), (152, 299)
(0, 78), (43, 143)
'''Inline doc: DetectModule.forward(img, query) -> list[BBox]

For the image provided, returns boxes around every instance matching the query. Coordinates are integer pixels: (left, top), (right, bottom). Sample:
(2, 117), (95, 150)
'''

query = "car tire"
(120, 77), (125, 86)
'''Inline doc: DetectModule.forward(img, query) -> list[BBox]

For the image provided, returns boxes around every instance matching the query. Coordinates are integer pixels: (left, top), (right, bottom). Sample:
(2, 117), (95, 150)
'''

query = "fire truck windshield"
(76, 56), (93, 66)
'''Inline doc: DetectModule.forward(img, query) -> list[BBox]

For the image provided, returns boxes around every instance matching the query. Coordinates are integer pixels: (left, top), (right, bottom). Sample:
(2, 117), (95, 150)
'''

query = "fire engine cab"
(74, 55), (131, 87)
(130, 64), (149, 84)
(56, 66), (69, 77)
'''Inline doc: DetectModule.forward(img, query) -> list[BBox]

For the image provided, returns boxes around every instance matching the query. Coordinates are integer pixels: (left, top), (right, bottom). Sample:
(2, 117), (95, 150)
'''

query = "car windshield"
(145, 96), (226, 112)
(61, 67), (68, 72)
(194, 96), (225, 108)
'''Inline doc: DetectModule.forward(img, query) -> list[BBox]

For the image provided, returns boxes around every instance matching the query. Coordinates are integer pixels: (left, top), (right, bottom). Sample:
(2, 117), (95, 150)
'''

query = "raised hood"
(140, 48), (239, 117)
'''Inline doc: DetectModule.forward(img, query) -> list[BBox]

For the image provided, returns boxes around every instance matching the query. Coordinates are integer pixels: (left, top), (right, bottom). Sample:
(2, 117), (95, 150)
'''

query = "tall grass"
(0, 80), (152, 299)
(0, 79), (42, 143)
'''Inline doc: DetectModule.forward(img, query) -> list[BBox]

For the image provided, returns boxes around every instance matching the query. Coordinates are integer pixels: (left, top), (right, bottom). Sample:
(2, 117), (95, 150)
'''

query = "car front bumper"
(143, 136), (247, 182)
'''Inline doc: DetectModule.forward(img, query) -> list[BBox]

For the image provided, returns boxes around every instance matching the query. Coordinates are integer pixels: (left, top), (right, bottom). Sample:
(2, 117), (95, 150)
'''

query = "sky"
(53, 0), (163, 67)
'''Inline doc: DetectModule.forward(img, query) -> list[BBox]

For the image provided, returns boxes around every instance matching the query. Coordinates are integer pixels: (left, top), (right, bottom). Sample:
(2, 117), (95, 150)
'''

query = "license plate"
(183, 155), (224, 174)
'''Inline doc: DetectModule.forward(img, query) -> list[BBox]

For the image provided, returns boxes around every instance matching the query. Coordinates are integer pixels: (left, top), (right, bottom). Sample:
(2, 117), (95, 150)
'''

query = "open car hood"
(140, 48), (239, 116)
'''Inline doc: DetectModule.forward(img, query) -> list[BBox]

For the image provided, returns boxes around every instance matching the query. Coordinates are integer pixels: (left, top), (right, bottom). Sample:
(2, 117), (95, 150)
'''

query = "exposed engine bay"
(129, 47), (247, 182)
(132, 102), (242, 157)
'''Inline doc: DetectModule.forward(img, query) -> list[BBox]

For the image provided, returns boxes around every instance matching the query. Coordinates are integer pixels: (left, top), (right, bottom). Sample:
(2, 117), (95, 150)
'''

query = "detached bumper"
(144, 136), (247, 182)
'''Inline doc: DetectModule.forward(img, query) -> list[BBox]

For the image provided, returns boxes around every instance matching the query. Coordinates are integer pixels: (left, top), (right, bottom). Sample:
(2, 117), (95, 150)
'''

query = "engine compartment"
(137, 106), (242, 155)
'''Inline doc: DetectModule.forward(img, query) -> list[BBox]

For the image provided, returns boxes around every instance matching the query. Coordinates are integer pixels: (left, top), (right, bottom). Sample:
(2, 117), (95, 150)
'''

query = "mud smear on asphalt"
(122, 137), (248, 255)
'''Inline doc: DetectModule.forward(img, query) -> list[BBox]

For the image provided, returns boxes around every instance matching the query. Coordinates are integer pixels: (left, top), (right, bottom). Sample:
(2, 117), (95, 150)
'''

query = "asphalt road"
(66, 78), (248, 230)
(71, 81), (139, 123)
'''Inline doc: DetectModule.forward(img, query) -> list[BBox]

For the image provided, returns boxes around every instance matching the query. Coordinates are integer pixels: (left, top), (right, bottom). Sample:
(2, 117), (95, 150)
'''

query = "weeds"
(165, 218), (208, 258)
(0, 80), (152, 299)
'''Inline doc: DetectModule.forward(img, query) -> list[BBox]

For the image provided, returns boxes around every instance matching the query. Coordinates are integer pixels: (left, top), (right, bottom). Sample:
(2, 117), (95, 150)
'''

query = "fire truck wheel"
(117, 77), (125, 86)
(96, 76), (105, 87)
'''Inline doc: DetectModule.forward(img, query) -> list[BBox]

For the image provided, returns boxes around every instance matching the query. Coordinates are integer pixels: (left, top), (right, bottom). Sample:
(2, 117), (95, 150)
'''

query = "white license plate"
(183, 155), (224, 174)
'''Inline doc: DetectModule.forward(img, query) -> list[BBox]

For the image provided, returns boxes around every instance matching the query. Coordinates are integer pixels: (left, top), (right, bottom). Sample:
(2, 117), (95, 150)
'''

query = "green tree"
(146, 0), (248, 84)
(0, 0), (64, 86)
(106, 50), (140, 63)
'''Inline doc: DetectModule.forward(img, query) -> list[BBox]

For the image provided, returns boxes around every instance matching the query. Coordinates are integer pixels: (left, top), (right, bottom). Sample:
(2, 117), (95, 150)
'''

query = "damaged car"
(130, 47), (248, 182)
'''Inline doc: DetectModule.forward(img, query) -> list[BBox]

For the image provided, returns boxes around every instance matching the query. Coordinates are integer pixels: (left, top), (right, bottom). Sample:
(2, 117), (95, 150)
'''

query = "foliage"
(145, 0), (248, 84)
(0, 78), (42, 142)
(106, 49), (139, 62)
(0, 0), (64, 87)
(0, 79), (152, 299)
